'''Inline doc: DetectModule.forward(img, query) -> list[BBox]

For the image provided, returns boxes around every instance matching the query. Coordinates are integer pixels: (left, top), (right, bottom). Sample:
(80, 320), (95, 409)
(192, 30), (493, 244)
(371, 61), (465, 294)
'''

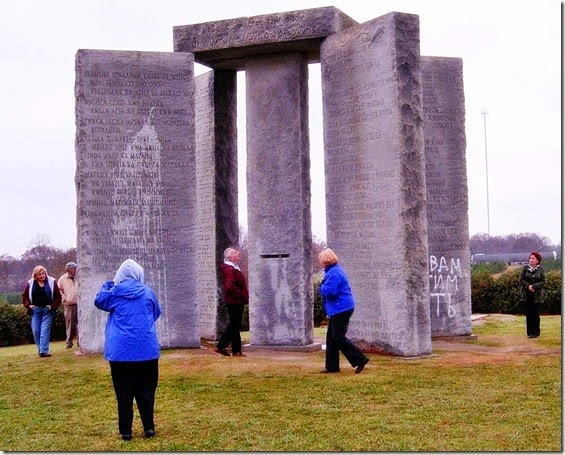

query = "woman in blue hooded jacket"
(95, 258), (161, 441)
(319, 248), (369, 374)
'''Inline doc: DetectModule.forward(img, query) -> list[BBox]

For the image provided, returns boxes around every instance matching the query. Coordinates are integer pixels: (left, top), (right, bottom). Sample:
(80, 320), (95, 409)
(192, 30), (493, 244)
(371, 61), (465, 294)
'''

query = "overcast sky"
(0, 0), (561, 258)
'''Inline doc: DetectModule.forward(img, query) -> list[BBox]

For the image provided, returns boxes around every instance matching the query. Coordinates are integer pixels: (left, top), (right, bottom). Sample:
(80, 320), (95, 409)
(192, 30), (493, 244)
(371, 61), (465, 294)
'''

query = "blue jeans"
(31, 307), (54, 355)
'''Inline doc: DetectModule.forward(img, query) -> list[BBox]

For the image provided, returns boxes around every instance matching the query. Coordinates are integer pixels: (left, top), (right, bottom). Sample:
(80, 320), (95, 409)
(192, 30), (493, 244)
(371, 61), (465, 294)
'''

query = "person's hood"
(112, 259), (146, 299)
(114, 258), (144, 285)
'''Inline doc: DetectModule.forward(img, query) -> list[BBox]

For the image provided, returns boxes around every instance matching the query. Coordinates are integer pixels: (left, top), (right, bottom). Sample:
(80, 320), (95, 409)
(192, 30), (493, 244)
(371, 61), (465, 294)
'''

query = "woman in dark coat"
(519, 251), (545, 338)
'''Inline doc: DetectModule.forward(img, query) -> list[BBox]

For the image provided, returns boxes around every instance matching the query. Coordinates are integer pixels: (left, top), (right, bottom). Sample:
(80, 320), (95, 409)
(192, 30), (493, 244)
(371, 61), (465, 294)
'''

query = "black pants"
(109, 359), (158, 435)
(525, 298), (540, 337)
(217, 303), (244, 354)
(326, 309), (368, 372)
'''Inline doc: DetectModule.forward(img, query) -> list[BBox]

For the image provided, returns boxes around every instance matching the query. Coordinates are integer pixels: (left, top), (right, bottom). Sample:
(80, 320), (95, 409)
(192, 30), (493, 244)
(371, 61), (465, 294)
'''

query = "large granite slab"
(75, 49), (200, 352)
(195, 69), (239, 340)
(246, 52), (314, 346)
(422, 56), (472, 337)
(173, 7), (357, 68)
(321, 12), (432, 356)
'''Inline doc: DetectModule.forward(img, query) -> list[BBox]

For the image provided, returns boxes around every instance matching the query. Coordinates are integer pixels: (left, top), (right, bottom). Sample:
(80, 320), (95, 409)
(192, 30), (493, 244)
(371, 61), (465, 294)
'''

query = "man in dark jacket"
(216, 247), (249, 357)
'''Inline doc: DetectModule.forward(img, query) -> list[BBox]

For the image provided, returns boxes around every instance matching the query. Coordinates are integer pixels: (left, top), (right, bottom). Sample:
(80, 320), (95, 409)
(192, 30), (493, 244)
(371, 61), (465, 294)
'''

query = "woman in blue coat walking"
(319, 248), (369, 374)
(95, 258), (161, 441)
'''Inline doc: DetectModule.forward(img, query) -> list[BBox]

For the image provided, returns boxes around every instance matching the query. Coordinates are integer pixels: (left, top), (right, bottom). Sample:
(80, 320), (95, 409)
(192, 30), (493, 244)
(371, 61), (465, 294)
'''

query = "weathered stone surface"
(321, 12), (431, 356)
(74, 6), (471, 357)
(422, 56), (472, 337)
(75, 49), (200, 352)
(246, 52), (314, 346)
(173, 7), (357, 69)
(195, 69), (239, 340)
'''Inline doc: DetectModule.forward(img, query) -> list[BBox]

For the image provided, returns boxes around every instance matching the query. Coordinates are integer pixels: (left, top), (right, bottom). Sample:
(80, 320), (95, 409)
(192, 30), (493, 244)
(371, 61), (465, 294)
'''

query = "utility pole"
(481, 109), (491, 253)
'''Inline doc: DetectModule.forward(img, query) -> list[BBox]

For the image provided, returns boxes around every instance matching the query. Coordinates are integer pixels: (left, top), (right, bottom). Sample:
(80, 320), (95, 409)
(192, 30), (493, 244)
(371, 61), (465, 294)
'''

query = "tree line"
(0, 244), (77, 294)
(470, 232), (560, 256)
(1, 232), (559, 294)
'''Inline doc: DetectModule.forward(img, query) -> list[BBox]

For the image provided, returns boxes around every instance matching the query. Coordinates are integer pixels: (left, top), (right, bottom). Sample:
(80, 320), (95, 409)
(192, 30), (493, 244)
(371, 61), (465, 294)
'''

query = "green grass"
(0, 316), (561, 451)
(473, 314), (562, 348)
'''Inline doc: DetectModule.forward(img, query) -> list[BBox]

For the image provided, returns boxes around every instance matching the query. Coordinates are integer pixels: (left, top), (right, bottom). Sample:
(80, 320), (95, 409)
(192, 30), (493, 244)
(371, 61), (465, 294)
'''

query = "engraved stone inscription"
(422, 56), (471, 337)
(76, 50), (199, 352)
(321, 13), (431, 357)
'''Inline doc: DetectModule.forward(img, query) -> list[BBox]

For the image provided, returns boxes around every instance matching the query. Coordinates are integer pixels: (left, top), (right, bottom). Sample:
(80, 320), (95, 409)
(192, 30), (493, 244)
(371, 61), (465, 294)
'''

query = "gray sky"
(0, 0), (561, 257)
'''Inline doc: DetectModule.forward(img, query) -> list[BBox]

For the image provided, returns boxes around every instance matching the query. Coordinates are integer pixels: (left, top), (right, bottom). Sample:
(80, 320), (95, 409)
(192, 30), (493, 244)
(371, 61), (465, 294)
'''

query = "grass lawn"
(0, 315), (560, 451)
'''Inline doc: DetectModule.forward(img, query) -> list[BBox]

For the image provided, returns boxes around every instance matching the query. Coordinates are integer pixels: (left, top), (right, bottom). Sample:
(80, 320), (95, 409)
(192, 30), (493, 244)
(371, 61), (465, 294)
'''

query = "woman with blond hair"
(318, 248), (369, 374)
(22, 265), (62, 357)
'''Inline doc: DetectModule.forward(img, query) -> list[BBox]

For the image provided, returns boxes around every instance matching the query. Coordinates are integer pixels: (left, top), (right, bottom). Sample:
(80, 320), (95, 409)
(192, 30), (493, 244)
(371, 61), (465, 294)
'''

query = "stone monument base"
(243, 343), (322, 352)
(432, 334), (478, 341)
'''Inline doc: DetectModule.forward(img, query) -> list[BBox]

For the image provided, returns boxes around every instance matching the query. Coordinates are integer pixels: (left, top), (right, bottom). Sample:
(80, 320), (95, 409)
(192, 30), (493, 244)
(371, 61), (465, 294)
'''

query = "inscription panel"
(195, 72), (218, 339)
(321, 13), (431, 357)
(422, 57), (471, 337)
(76, 50), (199, 352)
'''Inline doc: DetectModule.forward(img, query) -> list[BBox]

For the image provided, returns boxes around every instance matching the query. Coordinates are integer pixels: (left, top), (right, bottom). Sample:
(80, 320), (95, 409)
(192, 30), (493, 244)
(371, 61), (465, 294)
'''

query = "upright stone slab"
(75, 49), (199, 352)
(194, 69), (239, 340)
(246, 52), (314, 346)
(321, 12), (431, 356)
(422, 57), (472, 337)
(173, 7), (356, 348)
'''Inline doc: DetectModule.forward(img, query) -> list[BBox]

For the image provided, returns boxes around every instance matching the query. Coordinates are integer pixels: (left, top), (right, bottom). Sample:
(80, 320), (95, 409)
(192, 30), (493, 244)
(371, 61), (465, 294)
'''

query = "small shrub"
(51, 308), (66, 340)
(490, 268), (521, 314)
(0, 303), (33, 346)
(312, 275), (327, 327)
(0, 293), (21, 305)
(0, 303), (66, 347)
(541, 258), (561, 272)
(543, 270), (562, 314)
(471, 262), (508, 275)
(471, 266), (561, 315)
(470, 271), (495, 313)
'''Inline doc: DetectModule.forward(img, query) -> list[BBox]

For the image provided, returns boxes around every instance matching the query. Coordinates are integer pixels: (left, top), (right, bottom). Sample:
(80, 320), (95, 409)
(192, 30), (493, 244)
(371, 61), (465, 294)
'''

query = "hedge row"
(471, 268), (561, 315)
(0, 303), (66, 347)
(1, 267), (560, 347)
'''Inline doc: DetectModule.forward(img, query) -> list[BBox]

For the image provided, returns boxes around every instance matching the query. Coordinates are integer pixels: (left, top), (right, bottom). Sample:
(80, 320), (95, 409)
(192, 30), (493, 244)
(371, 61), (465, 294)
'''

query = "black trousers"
(525, 298), (540, 337)
(326, 309), (368, 372)
(109, 359), (158, 435)
(217, 303), (244, 354)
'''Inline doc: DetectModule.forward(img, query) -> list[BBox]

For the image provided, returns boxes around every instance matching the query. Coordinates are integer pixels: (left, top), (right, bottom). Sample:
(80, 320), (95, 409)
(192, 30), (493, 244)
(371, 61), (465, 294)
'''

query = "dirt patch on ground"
(188, 314), (560, 368)
(426, 314), (560, 366)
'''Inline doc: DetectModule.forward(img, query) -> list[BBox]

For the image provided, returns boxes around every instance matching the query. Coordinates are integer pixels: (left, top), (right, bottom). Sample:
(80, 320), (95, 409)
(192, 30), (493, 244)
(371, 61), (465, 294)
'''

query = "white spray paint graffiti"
(429, 255), (461, 318)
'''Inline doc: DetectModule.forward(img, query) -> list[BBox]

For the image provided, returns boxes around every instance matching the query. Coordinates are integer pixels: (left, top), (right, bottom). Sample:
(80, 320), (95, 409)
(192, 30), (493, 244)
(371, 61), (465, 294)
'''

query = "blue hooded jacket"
(319, 262), (355, 317)
(94, 259), (161, 361)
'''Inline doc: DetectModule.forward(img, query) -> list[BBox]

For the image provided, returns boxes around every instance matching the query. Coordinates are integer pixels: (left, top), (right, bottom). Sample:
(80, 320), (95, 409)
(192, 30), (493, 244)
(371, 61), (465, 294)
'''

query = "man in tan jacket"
(58, 262), (78, 348)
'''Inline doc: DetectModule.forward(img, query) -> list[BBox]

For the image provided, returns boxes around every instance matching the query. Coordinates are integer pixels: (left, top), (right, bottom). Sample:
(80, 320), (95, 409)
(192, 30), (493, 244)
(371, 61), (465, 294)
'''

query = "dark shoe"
(145, 429), (155, 438)
(320, 369), (340, 373)
(39, 353), (52, 357)
(66, 343), (73, 349)
(355, 358), (369, 374)
(215, 347), (231, 356)
(121, 434), (132, 441)
(232, 352), (246, 357)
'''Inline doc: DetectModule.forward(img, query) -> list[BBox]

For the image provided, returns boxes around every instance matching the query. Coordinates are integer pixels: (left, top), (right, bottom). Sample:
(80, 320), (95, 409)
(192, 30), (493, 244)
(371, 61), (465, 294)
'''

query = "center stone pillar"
(245, 52), (314, 347)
